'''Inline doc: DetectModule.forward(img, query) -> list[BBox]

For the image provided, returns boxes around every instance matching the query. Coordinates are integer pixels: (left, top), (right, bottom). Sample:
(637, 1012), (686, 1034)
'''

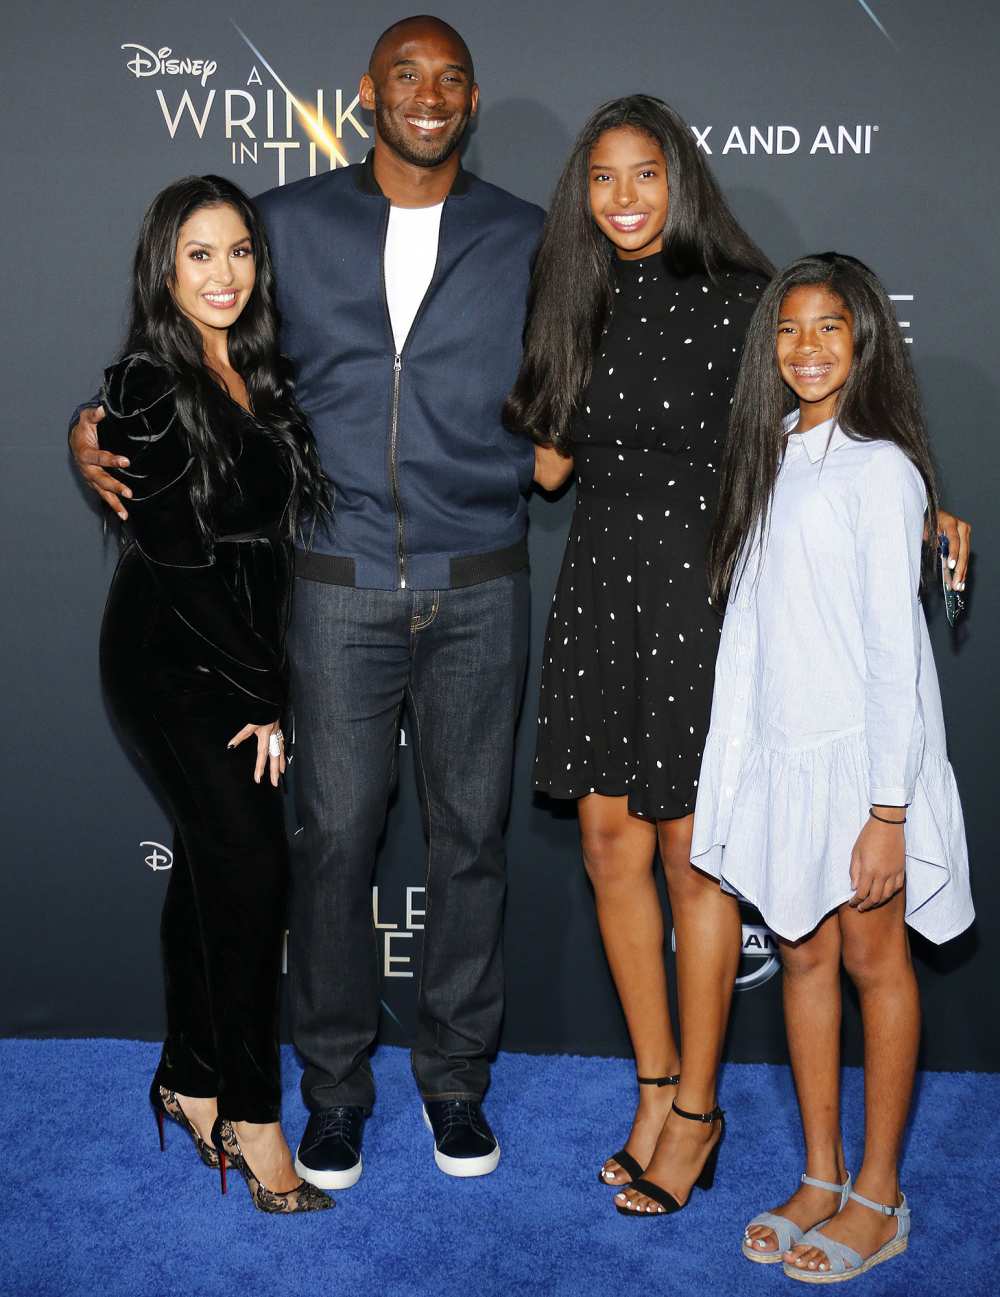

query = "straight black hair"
(504, 94), (774, 450)
(708, 252), (939, 605)
(123, 174), (330, 540)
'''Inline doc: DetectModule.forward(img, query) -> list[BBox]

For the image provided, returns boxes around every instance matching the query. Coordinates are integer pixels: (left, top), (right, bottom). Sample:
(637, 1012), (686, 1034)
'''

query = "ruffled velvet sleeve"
(100, 354), (286, 723)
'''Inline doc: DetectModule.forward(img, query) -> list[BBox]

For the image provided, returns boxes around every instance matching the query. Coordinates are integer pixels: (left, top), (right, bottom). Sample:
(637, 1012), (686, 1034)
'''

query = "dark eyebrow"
(392, 57), (467, 73)
(182, 237), (251, 250)
(777, 312), (848, 324)
(590, 159), (661, 170)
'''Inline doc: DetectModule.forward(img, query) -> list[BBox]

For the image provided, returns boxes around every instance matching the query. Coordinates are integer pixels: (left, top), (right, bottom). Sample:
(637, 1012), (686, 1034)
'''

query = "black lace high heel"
(614, 1100), (725, 1216)
(149, 1078), (219, 1168)
(212, 1117), (333, 1214)
(599, 1073), (680, 1185)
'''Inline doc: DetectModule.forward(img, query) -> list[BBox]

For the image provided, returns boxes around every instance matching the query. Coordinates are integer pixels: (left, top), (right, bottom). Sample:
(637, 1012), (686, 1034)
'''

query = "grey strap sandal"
(782, 1189), (910, 1283)
(741, 1173), (851, 1263)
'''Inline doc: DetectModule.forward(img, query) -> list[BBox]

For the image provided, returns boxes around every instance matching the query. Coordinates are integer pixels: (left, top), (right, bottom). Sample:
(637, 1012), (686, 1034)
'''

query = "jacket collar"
(782, 413), (852, 464)
(353, 148), (471, 198)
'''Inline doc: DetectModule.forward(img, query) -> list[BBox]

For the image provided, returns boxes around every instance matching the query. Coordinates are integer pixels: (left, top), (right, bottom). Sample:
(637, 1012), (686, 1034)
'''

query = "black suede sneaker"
(294, 1106), (366, 1190)
(422, 1100), (501, 1177)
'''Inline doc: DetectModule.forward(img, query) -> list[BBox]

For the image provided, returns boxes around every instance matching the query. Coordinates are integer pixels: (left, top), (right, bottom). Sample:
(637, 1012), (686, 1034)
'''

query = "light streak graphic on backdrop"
(854, 1), (895, 45)
(231, 21), (349, 164)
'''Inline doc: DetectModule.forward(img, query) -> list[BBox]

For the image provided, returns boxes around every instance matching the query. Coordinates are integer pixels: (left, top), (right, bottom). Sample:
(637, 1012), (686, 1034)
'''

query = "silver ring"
(268, 733), (283, 758)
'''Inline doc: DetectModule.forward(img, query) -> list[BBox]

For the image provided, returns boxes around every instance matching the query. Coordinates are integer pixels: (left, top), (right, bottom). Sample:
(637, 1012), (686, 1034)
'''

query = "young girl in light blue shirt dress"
(693, 252), (973, 1283)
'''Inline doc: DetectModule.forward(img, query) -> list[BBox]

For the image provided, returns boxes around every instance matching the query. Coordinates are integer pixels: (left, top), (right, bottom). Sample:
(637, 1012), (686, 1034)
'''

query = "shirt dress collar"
(782, 413), (853, 464)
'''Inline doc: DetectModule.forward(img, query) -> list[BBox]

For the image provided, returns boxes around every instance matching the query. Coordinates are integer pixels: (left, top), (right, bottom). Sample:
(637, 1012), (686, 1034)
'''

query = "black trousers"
(102, 568), (287, 1122)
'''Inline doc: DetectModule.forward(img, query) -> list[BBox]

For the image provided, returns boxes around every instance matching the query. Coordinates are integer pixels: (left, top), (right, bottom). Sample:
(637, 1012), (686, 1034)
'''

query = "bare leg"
(786, 890), (919, 1273)
(231, 1122), (302, 1192)
(578, 794), (681, 1185)
(173, 1094), (218, 1145)
(169, 1094), (299, 1192)
(745, 915), (847, 1256)
(616, 816), (738, 1213)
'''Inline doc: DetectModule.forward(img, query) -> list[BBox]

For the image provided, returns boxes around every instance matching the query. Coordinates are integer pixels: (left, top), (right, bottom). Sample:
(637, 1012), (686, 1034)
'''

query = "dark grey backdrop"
(3, 1), (996, 1070)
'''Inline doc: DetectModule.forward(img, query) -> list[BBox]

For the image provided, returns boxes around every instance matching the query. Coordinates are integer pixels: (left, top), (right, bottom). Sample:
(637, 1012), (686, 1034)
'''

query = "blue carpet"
(1, 1041), (996, 1296)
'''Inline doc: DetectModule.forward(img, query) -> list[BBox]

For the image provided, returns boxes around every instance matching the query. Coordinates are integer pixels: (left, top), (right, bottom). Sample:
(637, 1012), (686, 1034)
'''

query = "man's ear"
(359, 73), (376, 112)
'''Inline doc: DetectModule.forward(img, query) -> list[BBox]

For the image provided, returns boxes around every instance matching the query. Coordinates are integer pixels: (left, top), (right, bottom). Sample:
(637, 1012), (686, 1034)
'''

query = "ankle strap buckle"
(671, 1100), (724, 1124)
(848, 1188), (908, 1218)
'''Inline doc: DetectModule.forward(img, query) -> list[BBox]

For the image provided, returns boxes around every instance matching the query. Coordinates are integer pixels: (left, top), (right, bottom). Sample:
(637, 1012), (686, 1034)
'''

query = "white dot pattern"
(534, 259), (761, 819)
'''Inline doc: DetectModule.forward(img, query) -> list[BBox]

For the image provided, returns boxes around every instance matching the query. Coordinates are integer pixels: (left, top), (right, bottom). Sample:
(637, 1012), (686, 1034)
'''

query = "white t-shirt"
(383, 202), (444, 355)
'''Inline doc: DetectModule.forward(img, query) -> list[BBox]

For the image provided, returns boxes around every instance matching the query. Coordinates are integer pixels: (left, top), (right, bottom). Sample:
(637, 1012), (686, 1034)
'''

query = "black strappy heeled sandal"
(599, 1073), (680, 1185)
(614, 1099), (725, 1216)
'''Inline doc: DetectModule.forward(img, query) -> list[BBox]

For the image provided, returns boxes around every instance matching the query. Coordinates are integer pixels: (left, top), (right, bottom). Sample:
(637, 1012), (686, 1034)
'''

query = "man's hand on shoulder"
(69, 405), (131, 521)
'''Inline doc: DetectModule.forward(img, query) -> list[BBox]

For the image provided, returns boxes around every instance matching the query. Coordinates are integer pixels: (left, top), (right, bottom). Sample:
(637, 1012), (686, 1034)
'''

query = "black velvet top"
(99, 354), (294, 726)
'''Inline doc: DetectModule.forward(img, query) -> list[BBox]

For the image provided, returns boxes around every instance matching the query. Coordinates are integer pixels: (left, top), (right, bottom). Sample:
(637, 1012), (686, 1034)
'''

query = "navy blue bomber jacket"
(256, 153), (544, 590)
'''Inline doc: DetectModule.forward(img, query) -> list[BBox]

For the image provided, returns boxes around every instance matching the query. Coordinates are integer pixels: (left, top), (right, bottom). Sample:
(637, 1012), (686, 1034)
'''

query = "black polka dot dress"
(534, 257), (762, 819)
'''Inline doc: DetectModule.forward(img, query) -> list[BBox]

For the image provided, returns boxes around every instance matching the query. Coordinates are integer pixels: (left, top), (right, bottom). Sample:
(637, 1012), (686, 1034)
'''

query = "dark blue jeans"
(287, 572), (530, 1111)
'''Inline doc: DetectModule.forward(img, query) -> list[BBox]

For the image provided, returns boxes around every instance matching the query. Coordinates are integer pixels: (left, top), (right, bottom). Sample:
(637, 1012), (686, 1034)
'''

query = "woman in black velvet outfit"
(97, 175), (331, 1213)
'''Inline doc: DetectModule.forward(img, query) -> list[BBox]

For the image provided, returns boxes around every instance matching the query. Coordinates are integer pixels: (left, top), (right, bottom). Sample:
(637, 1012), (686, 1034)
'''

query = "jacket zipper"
(378, 202), (408, 590)
(389, 352), (406, 588)
(379, 197), (447, 590)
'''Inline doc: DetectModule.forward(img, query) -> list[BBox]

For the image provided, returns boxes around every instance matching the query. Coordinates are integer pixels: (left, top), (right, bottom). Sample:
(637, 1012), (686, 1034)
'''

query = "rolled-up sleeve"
(855, 446), (928, 806)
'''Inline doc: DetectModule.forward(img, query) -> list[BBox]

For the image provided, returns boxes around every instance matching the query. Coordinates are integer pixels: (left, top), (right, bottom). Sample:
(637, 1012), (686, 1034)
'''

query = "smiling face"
(171, 203), (254, 348)
(588, 127), (669, 261)
(776, 283), (856, 430)
(360, 20), (478, 169)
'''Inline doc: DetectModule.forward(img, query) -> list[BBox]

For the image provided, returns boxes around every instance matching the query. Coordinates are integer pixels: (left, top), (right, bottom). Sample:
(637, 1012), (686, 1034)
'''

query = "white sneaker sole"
(422, 1106), (501, 1178)
(294, 1146), (363, 1190)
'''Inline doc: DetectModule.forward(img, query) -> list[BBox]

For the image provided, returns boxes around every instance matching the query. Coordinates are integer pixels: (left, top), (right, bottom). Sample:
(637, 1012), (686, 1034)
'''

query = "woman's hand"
(931, 509), (971, 589)
(227, 720), (285, 786)
(533, 443), (574, 492)
(848, 811), (906, 912)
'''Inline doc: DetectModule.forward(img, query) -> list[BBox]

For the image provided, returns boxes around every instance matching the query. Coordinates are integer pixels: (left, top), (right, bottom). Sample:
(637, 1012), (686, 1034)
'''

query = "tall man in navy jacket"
(72, 16), (544, 1187)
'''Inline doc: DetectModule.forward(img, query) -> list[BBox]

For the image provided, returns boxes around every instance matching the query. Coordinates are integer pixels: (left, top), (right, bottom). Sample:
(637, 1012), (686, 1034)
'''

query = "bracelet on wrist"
(869, 808), (906, 825)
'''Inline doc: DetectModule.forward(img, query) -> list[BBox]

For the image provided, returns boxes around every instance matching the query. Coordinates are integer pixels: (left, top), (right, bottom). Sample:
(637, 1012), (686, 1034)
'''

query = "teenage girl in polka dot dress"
(506, 95), (773, 1214)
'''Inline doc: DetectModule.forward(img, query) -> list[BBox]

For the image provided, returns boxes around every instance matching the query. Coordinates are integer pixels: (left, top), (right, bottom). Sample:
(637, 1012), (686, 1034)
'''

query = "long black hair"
(504, 94), (773, 450)
(123, 174), (330, 540)
(708, 252), (939, 605)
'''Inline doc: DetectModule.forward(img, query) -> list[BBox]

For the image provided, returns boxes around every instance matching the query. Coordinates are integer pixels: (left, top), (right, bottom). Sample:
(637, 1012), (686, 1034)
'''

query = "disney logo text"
(122, 45), (217, 87)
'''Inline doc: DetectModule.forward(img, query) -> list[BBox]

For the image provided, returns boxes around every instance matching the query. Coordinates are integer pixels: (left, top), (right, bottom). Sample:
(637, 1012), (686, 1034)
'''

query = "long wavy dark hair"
(123, 174), (330, 540)
(708, 252), (939, 605)
(504, 94), (773, 450)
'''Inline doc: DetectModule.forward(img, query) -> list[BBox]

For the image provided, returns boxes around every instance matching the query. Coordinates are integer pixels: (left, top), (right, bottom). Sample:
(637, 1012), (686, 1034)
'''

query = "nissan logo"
(671, 922), (781, 991)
